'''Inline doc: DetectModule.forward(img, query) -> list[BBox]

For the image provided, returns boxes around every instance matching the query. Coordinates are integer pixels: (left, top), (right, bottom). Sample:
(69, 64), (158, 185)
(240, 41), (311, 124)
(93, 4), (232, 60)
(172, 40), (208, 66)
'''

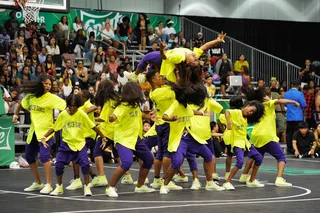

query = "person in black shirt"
(5, 11), (19, 39)
(299, 59), (315, 87)
(292, 122), (317, 158)
(115, 16), (131, 49)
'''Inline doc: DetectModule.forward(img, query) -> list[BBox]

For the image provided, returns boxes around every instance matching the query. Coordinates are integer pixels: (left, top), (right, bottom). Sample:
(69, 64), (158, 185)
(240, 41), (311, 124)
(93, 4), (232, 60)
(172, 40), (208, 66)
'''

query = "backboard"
(0, 0), (70, 12)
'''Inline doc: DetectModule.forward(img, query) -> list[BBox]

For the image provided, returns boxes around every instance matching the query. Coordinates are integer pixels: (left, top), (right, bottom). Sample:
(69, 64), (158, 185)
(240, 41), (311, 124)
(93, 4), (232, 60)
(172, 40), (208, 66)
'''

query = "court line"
(49, 197), (320, 213)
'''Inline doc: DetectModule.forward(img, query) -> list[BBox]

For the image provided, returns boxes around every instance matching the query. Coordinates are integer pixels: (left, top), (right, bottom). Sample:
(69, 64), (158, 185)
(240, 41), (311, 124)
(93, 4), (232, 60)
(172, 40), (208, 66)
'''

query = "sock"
(155, 176), (160, 179)
(74, 175), (80, 179)
(90, 174), (96, 179)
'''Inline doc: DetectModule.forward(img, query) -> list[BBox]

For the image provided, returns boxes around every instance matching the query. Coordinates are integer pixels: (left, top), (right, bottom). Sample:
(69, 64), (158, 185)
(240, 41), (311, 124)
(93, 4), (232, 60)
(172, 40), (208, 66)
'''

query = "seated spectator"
(42, 54), (56, 78)
(16, 66), (36, 86)
(14, 23), (30, 39)
(0, 65), (10, 89)
(256, 77), (265, 89)
(233, 54), (249, 74)
(38, 47), (47, 64)
(72, 16), (84, 39)
(167, 33), (177, 49)
(90, 54), (104, 74)
(84, 34), (98, 61)
(29, 37), (41, 55)
(101, 22), (115, 47)
(193, 32), (205, 48)
(220, 73), (235, 96)
(155, 21), (166, 42)
(117, 65), (128, 87)
(73, 29), (87, 57)
(148, 41), (158, 53)
(18, 46), (30, 64)
(49, 24), (59, 39)
(0, 29), (11, 54)
(299, 59), (315, 88)
(293, 122), (317, 158)
(105, 46), (118, 62)
(177, 31), (186, 47)
(75, 60), (88, 89)
(34, 64), (44, 77)
(62, 77), (72, 97)
(204, 73), (216, 98)
(46, 37), (60, 56)
(95, 72), (108, 92)
(101, 18), (114, 31)
(5, 11), (19, 39)
(114, 16), (131, 49)
(60, 39), (73, 55)
(88, 86), (95, 96)
(37, 23), (49, 48)
(7, 87), (20, 114)
(107, 55), (119, 74)
(240, 65), (251, 89)
(59, 69), (72, 87)
(140, 90), (152, 112)
(125, 63), (133, 73)
(61, 59), (78, 85)
(31, 52), (40, 70)
(23, 57), (35, 74)
(58, 16), (70, 40)
(215, 53), (233, 78)
(147, 26), (155, 46)
(163, 19), (176, 43)
(8, 44), (19, 64)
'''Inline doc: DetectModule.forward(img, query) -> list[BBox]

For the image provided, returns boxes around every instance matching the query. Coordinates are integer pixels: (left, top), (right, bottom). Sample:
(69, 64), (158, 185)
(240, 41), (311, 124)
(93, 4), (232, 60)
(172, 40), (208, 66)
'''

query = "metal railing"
(181, 17), (320, 86)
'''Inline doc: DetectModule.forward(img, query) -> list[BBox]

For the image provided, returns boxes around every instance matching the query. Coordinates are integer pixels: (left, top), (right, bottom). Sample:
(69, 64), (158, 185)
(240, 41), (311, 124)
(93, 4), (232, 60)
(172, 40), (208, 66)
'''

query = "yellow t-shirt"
(98, 99), (116, 140)
(219, 114), (232, 146)
(113, 103), (142, 150)
(79, 99), (96, 139)
(233, 60), (249, 73)
(164, 100), (206, 152)
(21, 92), (66, 144)
(189, 98), (223, 140)
(252, 99), (279, 148)
(144, 124), (157, 137)
(149, 85), (176, 125)
(53, 110), (96, 151)
(228, 109), (251, 151)
(160, 47), (203, 82)
(206, 84), (216, 97)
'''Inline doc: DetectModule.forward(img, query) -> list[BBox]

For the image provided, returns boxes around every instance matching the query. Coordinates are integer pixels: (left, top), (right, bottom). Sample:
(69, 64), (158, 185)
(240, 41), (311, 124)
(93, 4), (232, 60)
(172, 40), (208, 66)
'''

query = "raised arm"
(199, 32), (226, 52)
(275, 99), (299, 107)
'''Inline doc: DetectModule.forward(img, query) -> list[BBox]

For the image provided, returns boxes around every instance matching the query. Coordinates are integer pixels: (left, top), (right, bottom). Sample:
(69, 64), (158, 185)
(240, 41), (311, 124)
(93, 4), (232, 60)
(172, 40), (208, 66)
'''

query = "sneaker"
(315, 153), (319, 158)
(223, 182), (235, 191)
(190, 178), (202, 190)
(84, 185), (92, 196)
(50, 184), (63, 196)
(66, 178), (83, 190)
(133, 178), (149, 185)
(212, 173), (220, 181)
(246, 179), (265, 188)
(298, 155), (303, 159)
(90, 176), (108, 187)
(105, 186), (118, 197)
(24, 182), (44, 192)
(40, 183), (53, 194)
(174, 175), (188, 183)
(220, 153), (227, 157)
(121, 174), (134, 184)
(167, 181), (183, 190)
(239, 174), (250, 183)
(173, 174), (179, 180)
(135, 185), (156, 193)
(151, 178), (163, 189)
(124, 71), (138, 83)
(205, 181), (225, 191)
(275, 177), (292, 187)
(159, 184), (170, 194)
(224, 172), (230, 180)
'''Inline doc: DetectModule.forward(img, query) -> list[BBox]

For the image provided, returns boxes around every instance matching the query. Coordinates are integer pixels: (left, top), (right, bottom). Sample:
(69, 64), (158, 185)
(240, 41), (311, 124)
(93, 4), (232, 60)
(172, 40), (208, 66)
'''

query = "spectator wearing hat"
(14, 23), (30, 39)
(193, 32), (205, 48)
(292, 122), (317, 158)
(284, 79), (307, 154)
(5, 11), (20, 39)
(163, 19), (176, 43)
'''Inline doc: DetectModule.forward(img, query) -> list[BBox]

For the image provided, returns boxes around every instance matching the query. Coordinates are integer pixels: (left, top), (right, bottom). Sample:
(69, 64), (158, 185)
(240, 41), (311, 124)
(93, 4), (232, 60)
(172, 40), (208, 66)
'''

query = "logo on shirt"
(30, 105), (45, 113)
(63, 122), (82, 131)
(129, 111), (139, 117)
(177, 116), (189, 123)
(236, 124), (245, 131)
(0, 126), (12, 150)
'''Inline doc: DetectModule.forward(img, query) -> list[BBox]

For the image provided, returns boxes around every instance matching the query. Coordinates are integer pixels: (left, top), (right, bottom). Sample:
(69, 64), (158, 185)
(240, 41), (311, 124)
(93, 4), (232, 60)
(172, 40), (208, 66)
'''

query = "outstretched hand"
(159, 40), (166, 50)
(217, 31), (226, 43)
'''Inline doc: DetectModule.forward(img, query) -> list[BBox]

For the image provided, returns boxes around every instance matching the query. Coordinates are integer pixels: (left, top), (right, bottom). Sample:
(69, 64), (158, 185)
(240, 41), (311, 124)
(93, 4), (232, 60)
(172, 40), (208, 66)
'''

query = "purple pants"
(256, 142), (286, 163)
(143, 136), (159, 151)
(55, 141), (90, 176)
(171, 133), (212, 170)
(155, 123), (171, 160)
(206, 138), (216, 156)
(116, 138), (154, 171)
(85, 137), (95, 148)
(234, 145), (263, 169)
(93, 137), (119, 159)
(25, 133), (53, 164)
(137, 51), (162, 71)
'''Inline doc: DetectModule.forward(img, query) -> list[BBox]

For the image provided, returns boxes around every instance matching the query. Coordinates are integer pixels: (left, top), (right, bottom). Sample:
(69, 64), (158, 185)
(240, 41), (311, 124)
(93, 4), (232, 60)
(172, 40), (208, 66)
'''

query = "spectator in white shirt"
(62, 77), (72, 97)
(101, 22), (114, 46)
(46, 37), (60, 56)
(163, 19), (176, 43)
(117, 65), (128, 87)
(155, 21), (166, 42)
(58, 16), (70, 40)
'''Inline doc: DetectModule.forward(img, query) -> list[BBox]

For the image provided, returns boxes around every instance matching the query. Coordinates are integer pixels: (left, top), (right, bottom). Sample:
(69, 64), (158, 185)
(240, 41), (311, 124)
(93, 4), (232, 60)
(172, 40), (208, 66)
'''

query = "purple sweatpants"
(93, 137), (119, 159)
(85, 137), (95, 148)
(206, 138), (216, 156)
(25, 133), (53, 164)
(233, 145), (263, 169)
(143, 136), (159, 151)
(55, 141), (90, 176)
(137, 51), (162, 71)
(155, 123), (171, 160)
(171, 133), (212, 170)
(116, 138), (154, 171)
(256, 142), (286, 163)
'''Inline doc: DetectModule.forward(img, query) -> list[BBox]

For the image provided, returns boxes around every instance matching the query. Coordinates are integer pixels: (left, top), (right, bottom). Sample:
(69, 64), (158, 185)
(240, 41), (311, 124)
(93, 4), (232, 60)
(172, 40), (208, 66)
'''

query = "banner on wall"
(0, 115), (15, 167)
(0, 9), (180, 40)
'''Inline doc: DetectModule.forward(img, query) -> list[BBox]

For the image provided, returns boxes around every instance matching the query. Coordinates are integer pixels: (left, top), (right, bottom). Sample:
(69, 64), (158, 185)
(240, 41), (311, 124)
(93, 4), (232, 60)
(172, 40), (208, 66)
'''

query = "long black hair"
(116, 82), (144, 108)
(66, 94), (82, 108)
(245, 100), (265, 124)
(19, 74), (52, 98)
(176, 63), (202, 85)
(244, 87), (265, 103)
(94, 80), (119, 108)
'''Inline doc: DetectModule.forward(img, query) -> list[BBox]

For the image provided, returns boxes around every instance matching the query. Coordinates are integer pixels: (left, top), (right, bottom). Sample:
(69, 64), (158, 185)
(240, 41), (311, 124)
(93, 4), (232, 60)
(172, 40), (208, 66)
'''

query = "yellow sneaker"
(84, 184), (92, 196)
(133, 177), (149, 185)
(66, 178), (83, 190)
(239, 174), (250, 183)
(275, 177), (292, 187)
(246, 179), (265, 188)
(124, 71), (138, 82)
(167, 181), (183, 190)
(105, 186), (118, 197)
(224, 172), (230, 180)
(91, 176), (108, 187)
(40, 183), (53, 194)
(223, 182), (235, 191)
(150, 178), (163, 189)
(134, 185), (156, 193)
(50, 184), (63, 196)
(121, 174), (134, 184)
(205, 181), (225, 191)
(190, 178), (202, 190)
(212, 173), (220, 181)
(159, 184), (170, 194)
(24, 182), (44, 192)
(174, 175), (188, 183)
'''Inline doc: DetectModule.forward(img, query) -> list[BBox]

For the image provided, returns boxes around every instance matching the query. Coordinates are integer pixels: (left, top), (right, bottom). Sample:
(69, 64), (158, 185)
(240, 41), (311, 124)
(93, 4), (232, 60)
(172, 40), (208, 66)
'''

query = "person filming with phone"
(299, 59), (315, 88)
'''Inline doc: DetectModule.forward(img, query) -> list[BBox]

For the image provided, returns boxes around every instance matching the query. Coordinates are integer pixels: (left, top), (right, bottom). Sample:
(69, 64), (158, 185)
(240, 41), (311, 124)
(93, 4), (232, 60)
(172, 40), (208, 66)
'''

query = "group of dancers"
(12, 32), (296, 197)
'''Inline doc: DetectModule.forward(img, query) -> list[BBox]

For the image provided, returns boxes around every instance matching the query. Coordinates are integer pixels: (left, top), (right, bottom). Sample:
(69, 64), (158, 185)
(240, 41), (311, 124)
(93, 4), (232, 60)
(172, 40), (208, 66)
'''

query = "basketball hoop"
(15, 0), (44, 24)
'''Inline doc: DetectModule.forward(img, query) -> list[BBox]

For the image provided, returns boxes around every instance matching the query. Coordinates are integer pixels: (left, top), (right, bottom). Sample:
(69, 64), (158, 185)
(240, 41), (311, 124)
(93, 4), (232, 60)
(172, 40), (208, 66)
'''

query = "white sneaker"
(105, 186), (118, 197)
(40, 183), (53, 194)
(124, 71), (138, 82)
(133, 178), (149, 185)
(167, 181), (183, 190)
(205, 181), (225, 191)
(174, 175), (188, 183)
(150, 178), (163, 189)
(223, 182), (235, 191)
(121, 174), (134, 184)
(159, 184), (170, 194)
(239, 174), (250, 183)
(275, 177), (292, 187)
(246, 179), (265, 188)
(66, 178), (83, 190)
(50, 184), (63, 196)
(84, 185), (92, 196)
(24, 182), (44, 192)
(190, 178), (201, 190)
(224, 172), (230, 180)
(134, 185), (156, 193)
(212, 173), (220, 181)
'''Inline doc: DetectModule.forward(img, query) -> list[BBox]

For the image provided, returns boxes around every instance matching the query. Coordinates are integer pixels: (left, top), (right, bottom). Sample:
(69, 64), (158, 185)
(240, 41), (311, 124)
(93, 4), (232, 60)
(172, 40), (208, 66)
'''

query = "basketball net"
(15, 0), (44, 24)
